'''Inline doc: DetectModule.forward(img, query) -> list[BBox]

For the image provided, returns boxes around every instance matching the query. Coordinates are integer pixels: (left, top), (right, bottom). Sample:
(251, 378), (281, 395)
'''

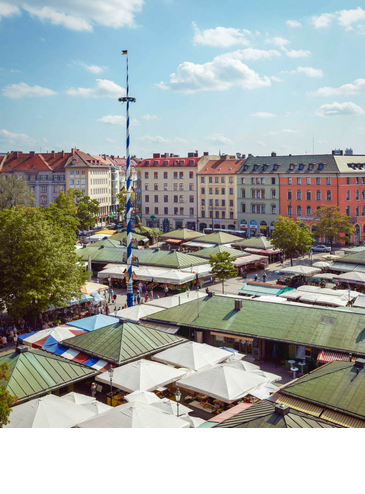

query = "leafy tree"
(312, 205), (354, 249)
(0, 207), (88, 322)
(271, 216), (314, 266)
(116, 189), (135, 217)
(43, 190), (80, 245)
(209, 251), (237, 294)
(72, 189), (99, 231)
(0, 363), (16, 428)
(0, 175), (36, 210)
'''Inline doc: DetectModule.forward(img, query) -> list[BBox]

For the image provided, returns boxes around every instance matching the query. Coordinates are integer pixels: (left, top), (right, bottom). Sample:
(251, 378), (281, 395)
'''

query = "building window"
(145, 195), (149, 202)
(271, 189), (276, 199)
(229, 200), (233, 207)
(155, 207), (159, 214)
(362, 178), (365, 184)
(190, 208), (194, 216)
(271, 204), (276, 214)
(262, 204), (265, 214)
(215, 199), (219, 207)
(229, 188), (233, 195)
(189, 183), (194, 190)
(297, 178), (301, 185)
(215, 211), (219, 219)
(201, 188), (205, 195)
(189, 195), (194, 203)
(215, 188), (219, 195)
(326, 177), (331, 185)
(296, 190), (302, 200)
(241, 188), (246, 198)
(241, 177), (245, 184)
(173, 172), (178, 179)
(356, 177), (359, 184)
(251, 178), (255, 185)
(221, 188), (225, 195)
(209, 210), (213, 218)
(163, 172), (168, 179)
(154, 195), (158, 202)
(288, 178), (292, 185)
(201, 199), (205, 206)
(41, 196), (47, 204)
(346, 206), (350, 216)
(362, 206), (365, 216)
(287, 205), (292, 216)
(306, 190), (311, 201)
(209, 199), (213, 206)
(173, 195), (178, 203)
(229, 177), (233, 184)
(41, 186), (47, 192)
(173, 207), (178, 215)
(241, 203), (246, 213)
(229, 211), (234, 219)
(173, 183), (178, 191)
(306, 178), (311, 185)
(180, 207), (184, 215)
(179, 195), (184, 203)
(347, 190), (351, 201)
(356, 206), (359, 216)
(221, 177), (225, 183)
(222, 199), (225, 207)
(222, 211), (225, 219)
(215, 176), (219, 183)
(287, 190), (292, 200)
(189, 171), (194, 179)
(145, 172), (149, 179)
(252, 189), (256, 199)
(347, 177), (350, 185)
(164, 195), (168, 203)
(179, 172), (184, 179)
(154, 172), (158, 179)
(209, 177), (213, 183)
(307, 206), (311, 216)
(145, 184), (149, 190)
(145, 207), (150, 214)
(209, 188), (213, 194)
(179, 183), (184, 191)
(316, 190), (321, 201)
(163, 183), (168, 190)
(164, 207), (168, 215)
(271, 177), (275, 185)
(154, 183), (158, 190)
(356, 190), (360, 200)
(201, 176), (205, 183)
(201, 210), (205, 218)
(316, 177), (321, 185)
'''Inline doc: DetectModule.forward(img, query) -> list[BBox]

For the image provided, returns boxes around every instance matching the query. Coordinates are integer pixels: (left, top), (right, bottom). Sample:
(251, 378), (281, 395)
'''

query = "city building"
(197, 156), (241, 232)
(137, 152), (201, 232)
(0, 150), (68, 207)
(237, 153), (280, 237)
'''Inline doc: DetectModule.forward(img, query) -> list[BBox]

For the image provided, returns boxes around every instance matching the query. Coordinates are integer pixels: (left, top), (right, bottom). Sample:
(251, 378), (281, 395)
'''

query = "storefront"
(210, 331), (254, 355)
(249, 220), (258, 237)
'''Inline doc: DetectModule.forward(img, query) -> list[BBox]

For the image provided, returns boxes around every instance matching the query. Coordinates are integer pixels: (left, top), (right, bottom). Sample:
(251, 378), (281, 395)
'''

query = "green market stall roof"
(196, 231), (243, 245)
(91, 238), (125, 249)
(160, 228), (205, 241)
(231, 236), (275, 250)
(212, 400), (339, 428)
(113, 231), (149, 243)
(0, 347), (98, 404)
(144, 294), (365, 356)
(190, 244), (245, 260)
(76, 246), (206, 269)
(62, 321), (186, 365)
(238, 282), (293, 297)
(279, 360), (365, 421)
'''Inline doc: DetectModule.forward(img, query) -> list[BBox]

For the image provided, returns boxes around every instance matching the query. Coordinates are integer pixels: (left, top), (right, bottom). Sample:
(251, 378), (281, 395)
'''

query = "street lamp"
(175, 388), (181, 417)
(108, 367), (114, 406)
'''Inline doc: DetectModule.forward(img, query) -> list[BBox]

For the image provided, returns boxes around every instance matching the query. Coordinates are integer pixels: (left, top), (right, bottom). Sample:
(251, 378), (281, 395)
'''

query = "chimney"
(236, 153), (241, 159)
(332, 150), (335, 155)
(188, 152), (194, 158)
(16, 345), (29, 354)
(248, 153), (253, 158)
(355, 358), (365, 368)
(275, 404), (290, 416)
(61, 150), (64, 158)
(30, 151), (35, 157)
(51, 150), (55, 158)
(242, 154), (246, 159)
(203, 152), (209, 156)
(71, 148), (77, 155)
(235, 299), (242, 311)
(153, 153), (160, 159)
(271, 152), (276, 157)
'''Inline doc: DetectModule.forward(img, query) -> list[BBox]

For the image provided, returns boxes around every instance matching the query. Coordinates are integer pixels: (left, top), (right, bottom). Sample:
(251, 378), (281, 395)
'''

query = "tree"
(116, 189), (135, 217)
(43, 190), (80, 245)
(0, 175), (36, 210)
(312, 205), (354, 249)
(0, 207), (88, 322)
(271, 216), (314, 266)
(72, 189), (99, 231)
(209, 252), (237, 294)
(0, 363), (16, 427)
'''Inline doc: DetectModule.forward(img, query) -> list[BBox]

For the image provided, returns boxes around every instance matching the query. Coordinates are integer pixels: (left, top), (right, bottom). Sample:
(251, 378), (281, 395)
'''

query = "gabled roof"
(337, 251), (365, 266)
(280, 361), (365, 420)
(237, 154), (338, 174)
(137, 157), (200, 168)
(1, 151), (72, 174)
(190, 244), (244, 260)
(197, 231), (243, 245)
(0, 347), (97, 404)
(198, 159), (242, 175)
(62, 322), (185, 365)
(160, 228), (205, 241)
(231, 236), (274, 250)
(212, 400), (339, 428)
(144, 294), (365, 356)
(113, 231), (148, 242)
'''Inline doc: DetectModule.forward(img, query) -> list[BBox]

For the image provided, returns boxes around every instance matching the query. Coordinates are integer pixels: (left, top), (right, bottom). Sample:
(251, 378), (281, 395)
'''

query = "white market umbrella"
(125, 390), (161, 405)
(176, 365), (268, 403)
(333, 271), (365, 285)
(153, 341), (232, 371)
(5, 394), (95, 428)
(147, 291), (205, 309)
(151, 398), (192, 416)
(179, 414), (206, 428)
(152, 269), (195, 285)
(81, 401), (112, 416)
(280, 265), (321, 275)
(312, 261), (330, 269)
(77, 402), (190, 428)
(115, 304), (164, 322)
(60, 392), (96, 406)
(224, 360), (282, 383)
(96, 359), (187, 393)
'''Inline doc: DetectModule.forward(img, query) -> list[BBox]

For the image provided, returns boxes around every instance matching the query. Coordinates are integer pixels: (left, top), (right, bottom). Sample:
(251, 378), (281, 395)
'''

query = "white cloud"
(192, 22), (251, 47)
(0, 129), (34, 144)
(66, 79), (125, 98)
(266, 129), (299, 136)
(0, 2), (20, 19)
(233, 48), (281, 60)
(286, 20), (301, 28)
(137, 135), (187, 143)
(311, 13), (335, 29)
(312, 78), (365, 97)
(2, 82), (57, 99)
(296, 66), (323, 78)
(73, 60), (106, 74)
(285, 49), (311, 58)
(315, 101), (365, 117)
(268, 36), (290, 47)
(157, 51), (272, 94)
(142, 114), (158, 120)
(10, 69), (21, 73)
(257, 141), (266, 147)
(250, 112), (276, 118)
(7, 1), (144, 32)
(207, 134), (232, 145)
(271, 76), (284, 82)
(105, 138), (117, 143)
(98, 115), (138, 126)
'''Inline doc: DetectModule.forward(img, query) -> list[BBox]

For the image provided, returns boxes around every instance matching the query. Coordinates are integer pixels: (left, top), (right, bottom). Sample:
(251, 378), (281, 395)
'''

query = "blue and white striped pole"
(120, 50), (136, 307)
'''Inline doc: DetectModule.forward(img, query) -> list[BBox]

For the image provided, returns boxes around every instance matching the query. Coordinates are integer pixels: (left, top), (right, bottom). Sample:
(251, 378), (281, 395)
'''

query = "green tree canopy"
(0, 174), (36, 210)
(312, 205), (354, 248)
(72, 189), (99, 230)
(117, 189), (135, 216)
(0, 207), (88, 321)
(209, 251), (237, 294)
(0, 363), (16, 428)
(271, 216), (314, 266)
(43, 190), (80, 245)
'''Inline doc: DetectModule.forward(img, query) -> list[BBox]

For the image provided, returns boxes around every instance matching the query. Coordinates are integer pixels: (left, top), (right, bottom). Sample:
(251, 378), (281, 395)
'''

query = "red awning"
(165, 238), (183, 244)
(244, 248), (281, 256)
(317, 350), (350, 363)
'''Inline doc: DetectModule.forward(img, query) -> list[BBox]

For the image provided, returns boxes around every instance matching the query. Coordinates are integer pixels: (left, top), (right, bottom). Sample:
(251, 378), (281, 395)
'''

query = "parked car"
(311, 244), (331, 253)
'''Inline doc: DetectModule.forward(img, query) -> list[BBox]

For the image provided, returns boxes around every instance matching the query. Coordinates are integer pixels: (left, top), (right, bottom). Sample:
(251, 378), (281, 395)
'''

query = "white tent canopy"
(333, 271), (365, 285)
(180, 264), (213, 276)
(279, 265), (321, 275)
(98, 265), (126, 279)
(125, 390), (161, 405)
(151, 397), (192, 416)
(77, 402), (190, 428)
(114, 304), (165, 322)
(312, 261), (331, 269)
(153, 341), (232, 371)
(96, 359), (187, 393)
(147, 291), (205, 309)
(176, 364), (271, 403)
(223, 360), (281, 383)
(5, 394), (95, 428)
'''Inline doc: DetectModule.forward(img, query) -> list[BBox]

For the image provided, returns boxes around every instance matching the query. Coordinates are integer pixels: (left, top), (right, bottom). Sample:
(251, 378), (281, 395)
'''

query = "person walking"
(133, 294), (137, 305)
(164, 285), (169, 297)
(263, 271), (267, 283)
(254, 273), (258, 282)
(137, 294), (141, 305)
(91, 382), (97, 398)
(150, 289), (154, 300)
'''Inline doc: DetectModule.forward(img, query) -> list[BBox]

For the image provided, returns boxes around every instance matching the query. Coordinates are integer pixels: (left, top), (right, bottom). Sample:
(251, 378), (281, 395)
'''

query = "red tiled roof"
(136, 157), (200, 168)
(198, 159), (242, 175)
(1, 151), (72, 173)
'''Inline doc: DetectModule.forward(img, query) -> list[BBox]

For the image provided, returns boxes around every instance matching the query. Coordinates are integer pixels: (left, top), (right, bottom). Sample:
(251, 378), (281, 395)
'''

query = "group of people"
(0, 324), (18, 348)
(133, 282), (155, 305)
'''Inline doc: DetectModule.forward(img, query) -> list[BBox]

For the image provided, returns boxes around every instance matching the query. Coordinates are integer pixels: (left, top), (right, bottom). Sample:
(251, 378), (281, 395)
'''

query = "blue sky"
(1, 0), (365, 158)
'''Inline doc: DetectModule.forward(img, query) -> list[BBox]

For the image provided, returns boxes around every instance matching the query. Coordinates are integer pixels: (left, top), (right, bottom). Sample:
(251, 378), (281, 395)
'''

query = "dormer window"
(145, 161), (150, 166)
(179, 160), (184, 166)
(163, 161), (168, 165)
(318, 163), (324, 170)
(289, 164), (294, 170)
(189, 160), (194, 165)
(253, 165), (258, 171)
(299, 164), (304, 170)
(273, 164), (278, 171)
(263, 165), (268, 171)
(154, 161), (158, 165)
(308, 163), (313, 171)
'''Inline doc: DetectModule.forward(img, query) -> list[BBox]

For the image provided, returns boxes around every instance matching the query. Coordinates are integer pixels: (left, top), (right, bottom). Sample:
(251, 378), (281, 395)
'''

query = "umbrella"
(151, 398), (192, 416)
(66, 314), (118, 331)
(313, 261), (330, 268)
(279, 265), (321, 275)
(5, 394), (95, 428)
(125, 390), (161, 405)
(81, 401), (111, 415)
(115, 304), (164, 322)
(179, 414), (206, 428)
(333, 272), (365, 285)
(60, 392), (96, 406)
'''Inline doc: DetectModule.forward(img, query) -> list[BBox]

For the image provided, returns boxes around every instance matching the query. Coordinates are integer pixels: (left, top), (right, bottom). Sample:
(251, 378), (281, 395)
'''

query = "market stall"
(232, 254), (267, 273)
(146, 290), (206, 309)
(115, 304), (165, 322)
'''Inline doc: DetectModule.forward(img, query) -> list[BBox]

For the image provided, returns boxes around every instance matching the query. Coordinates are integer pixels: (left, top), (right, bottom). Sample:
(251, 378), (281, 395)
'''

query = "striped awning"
(277, 395), (324, 417)
(317, 350), (350, 363)
(321, 409), (365, 428)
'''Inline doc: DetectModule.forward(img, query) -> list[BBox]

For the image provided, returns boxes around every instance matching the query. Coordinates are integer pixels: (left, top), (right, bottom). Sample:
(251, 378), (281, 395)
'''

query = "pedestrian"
(13, 333), (18, 348)
(145, 293), (149, 303)
(137, 294), (141, 305)
(1, 335), (7, 347)
(113, 293), (117, 304)
(263, 271), (267, 283)
(254, 273), (258, 282)
(142, 283), (146, 295)
(150, 289), (154, 300)
(133, 294), (137, 305)
(242, 270), (247, 279)
(105, 305), (109, 315)
(91, 382), (97, 398)
(8, 327), (14, 344)
(164, 285), (168, 297)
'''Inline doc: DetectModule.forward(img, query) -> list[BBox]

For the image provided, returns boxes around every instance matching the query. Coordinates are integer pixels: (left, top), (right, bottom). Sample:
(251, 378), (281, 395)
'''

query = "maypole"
(119, 50), (136, 307)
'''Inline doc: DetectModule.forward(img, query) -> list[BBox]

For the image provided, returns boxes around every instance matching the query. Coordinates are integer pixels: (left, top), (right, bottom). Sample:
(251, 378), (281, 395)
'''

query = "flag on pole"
(122, 50), (128, 55)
